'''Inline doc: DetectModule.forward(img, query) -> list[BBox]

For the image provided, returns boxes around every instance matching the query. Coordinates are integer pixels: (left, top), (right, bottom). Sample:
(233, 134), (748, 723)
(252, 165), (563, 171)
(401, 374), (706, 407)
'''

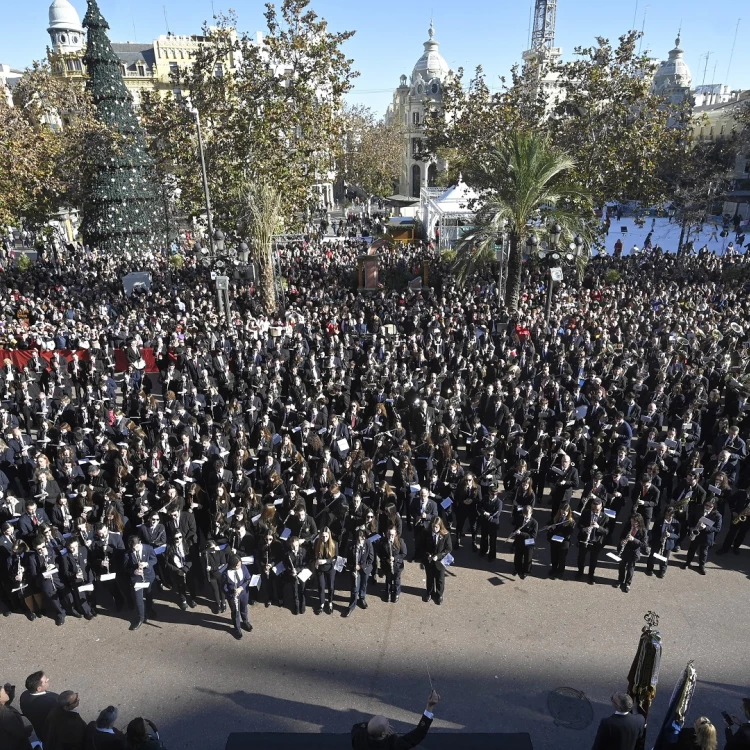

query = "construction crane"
(530, 0), (557, 54)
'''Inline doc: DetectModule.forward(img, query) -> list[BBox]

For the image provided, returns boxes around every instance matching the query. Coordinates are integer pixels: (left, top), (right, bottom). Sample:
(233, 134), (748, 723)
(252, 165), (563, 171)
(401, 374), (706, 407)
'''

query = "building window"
(121, 64), (127, 76)
(411, 164), (421, 197)
(138, 65), (145, 77)
(214, 63), (224, 78)
(172, 88), (183, 102)
(412, 111), (420, 125)
(74, 59), (82, 71)
(60, 34), (67, 44)
(169, 62), (179, 75)
(428, 163), (437, 187)
(72, 35), (79, 44)
(411, 138), (422, 157)
(179, 50), (184, 59)
(66, 59), (75, 72)
(431, 83), (439, 94)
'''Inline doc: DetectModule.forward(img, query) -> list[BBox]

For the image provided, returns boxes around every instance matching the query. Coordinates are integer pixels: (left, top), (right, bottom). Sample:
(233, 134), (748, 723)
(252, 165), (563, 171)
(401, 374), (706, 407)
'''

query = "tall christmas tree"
(81, 0), (161, 254)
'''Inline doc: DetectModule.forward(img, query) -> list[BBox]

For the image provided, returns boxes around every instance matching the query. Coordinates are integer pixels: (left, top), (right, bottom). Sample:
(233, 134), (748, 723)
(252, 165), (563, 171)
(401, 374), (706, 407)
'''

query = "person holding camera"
(351, 690), (440, 750)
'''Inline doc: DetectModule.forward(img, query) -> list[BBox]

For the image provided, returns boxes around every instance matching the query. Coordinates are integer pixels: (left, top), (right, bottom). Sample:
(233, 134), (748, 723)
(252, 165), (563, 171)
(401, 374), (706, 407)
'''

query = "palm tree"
(241, 180), (283, 315)
(453, 131), (593, 311)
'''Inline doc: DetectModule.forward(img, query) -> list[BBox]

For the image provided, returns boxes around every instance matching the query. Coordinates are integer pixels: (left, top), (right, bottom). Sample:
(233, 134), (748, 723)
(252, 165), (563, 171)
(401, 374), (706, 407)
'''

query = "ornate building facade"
(46, 0), (238, 106)
(386, 22), (451, 198)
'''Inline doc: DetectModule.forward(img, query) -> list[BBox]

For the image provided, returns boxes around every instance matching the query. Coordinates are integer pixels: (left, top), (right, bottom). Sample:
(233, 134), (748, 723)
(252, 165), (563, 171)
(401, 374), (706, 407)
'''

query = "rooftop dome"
(411, 22), (450, 83)
(652, 34), (692, 94)
(48, 0), (84, 33)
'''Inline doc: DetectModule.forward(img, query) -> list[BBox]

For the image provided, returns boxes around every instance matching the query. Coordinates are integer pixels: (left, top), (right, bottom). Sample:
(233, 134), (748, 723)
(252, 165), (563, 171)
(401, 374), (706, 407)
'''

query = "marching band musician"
(378, 526), (407, 603)
(222, 553), (253, 639)
(682, 498), (722, 576)
(614, 513), (648, 593)
(510, 505), (538, 579)
(646, 506), (680, 579)
(59, 536), (95, 619)
(125, 535), (157, 631)
(284, 536), (309, 615)
(203, 538), (228, 614)
(547, 453), (579, 521)
(630, 473), (660, 531)
(478, 482), (503, 561)
(313, 526), (338, 615)
(576, 498), (609, 585)
(424, 518), (452, 605)
(344, 529), (374, 617)
(717, 489), (750, 556)
(546, 502), (575, 580)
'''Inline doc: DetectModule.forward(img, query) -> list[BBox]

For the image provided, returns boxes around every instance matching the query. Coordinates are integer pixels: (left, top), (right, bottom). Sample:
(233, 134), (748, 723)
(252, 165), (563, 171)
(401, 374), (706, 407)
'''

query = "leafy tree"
(548, 31), (684, 210)
(140, 1), (357, 234)
(453, 131), (594, 311)
(339, 104), (402, 205)
(0, 61), (101, 228)
(421, 64), (546, 187)
(662, 127), (738, 250)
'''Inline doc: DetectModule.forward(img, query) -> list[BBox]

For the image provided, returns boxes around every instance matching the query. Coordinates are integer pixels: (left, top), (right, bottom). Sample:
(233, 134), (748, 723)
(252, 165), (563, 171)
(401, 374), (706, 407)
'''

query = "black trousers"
(646, 549), (671, 576)
(685, 539), (710, 568)
(455, 506), (477, 545)
(720, 521), (749, 552)
(513, 544), (533, 575)
(207, 575), (225, 607)
(384, 569), (402, 597)
(479, 519), (499, 559)
(425, 561), (445, 598)
(549, 543), (569, 576)
(40, 578), (67, 619)
(133, 582), (154, 622)
(618, 556), (637, 587)
(289, 579), (307, 611)
(228, 589), (250, 631)
(577, 544), (602, 578)
(316, 568), (336, 607)
(69, 584), (93, 616)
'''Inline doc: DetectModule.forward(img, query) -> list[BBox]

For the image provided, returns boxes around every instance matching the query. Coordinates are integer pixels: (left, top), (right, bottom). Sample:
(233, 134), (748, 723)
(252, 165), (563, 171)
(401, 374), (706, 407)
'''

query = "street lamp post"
(186, 101), (215, 256)
(540, 223), (562, 324)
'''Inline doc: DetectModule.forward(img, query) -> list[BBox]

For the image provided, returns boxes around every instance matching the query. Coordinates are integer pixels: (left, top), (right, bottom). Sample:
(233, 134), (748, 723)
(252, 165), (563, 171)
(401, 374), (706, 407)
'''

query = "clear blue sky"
(3, 0), (748, 116)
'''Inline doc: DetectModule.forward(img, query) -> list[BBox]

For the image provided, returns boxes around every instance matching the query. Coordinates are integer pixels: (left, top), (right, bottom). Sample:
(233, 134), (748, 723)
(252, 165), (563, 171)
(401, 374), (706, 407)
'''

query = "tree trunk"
(253, 240), (276, 315)
(677, 218), (687, 254)
(504, 235), (522, 312)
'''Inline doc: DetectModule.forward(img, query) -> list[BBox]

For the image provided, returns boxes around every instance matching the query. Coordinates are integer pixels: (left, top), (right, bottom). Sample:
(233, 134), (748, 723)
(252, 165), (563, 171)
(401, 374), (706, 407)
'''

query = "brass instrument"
(732, 502), (750, 525)
(688, 521), (705, 542)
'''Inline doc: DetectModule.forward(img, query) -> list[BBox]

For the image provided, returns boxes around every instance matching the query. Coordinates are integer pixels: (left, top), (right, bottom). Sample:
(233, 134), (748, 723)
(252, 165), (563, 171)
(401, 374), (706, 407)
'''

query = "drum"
(135, 358), (147, 371)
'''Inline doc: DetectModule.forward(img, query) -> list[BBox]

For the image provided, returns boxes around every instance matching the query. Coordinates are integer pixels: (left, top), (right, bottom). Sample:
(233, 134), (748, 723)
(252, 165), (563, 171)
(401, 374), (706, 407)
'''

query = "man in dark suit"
(17, 501), (51, 543)
(591, 692), (645, 750)
(19, 671), (59, 739)
(682, 498), (722, 575)
(83, 706), (126, 749)
(124, 535), (157, 631)
(351, 690), (439, 750)
(409, 489), (438, 564)
(344, 529), (374, 617)
(42, 690), (86, 750)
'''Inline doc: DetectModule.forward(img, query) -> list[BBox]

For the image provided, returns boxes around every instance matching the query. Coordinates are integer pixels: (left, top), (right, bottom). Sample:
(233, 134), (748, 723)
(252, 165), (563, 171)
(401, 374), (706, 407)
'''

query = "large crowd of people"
(0, 669), (163, 749)
(0, 223), (749, 642)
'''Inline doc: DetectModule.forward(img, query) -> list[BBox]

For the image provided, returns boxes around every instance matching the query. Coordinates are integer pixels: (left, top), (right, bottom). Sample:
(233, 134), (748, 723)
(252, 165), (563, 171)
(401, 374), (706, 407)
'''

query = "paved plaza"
(6, 519), (749, 750)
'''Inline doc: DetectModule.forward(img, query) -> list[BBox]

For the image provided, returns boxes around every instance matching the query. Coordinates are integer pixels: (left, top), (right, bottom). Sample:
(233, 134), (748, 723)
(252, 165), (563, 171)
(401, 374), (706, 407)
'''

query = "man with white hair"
(351, 690), (439, 750)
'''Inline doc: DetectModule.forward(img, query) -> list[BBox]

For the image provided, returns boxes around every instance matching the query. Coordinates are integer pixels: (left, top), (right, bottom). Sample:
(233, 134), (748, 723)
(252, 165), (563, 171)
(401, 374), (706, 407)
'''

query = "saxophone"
(732, 502), (750, 525)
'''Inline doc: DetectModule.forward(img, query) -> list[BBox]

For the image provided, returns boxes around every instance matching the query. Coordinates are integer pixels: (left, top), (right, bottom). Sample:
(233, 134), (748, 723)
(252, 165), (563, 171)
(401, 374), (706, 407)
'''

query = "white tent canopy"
(421, 179), (479, 248)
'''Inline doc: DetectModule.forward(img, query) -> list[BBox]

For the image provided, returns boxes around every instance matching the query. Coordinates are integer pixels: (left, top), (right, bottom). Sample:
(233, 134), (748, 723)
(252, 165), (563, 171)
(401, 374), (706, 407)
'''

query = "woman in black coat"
(424, 517), (452, 605)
